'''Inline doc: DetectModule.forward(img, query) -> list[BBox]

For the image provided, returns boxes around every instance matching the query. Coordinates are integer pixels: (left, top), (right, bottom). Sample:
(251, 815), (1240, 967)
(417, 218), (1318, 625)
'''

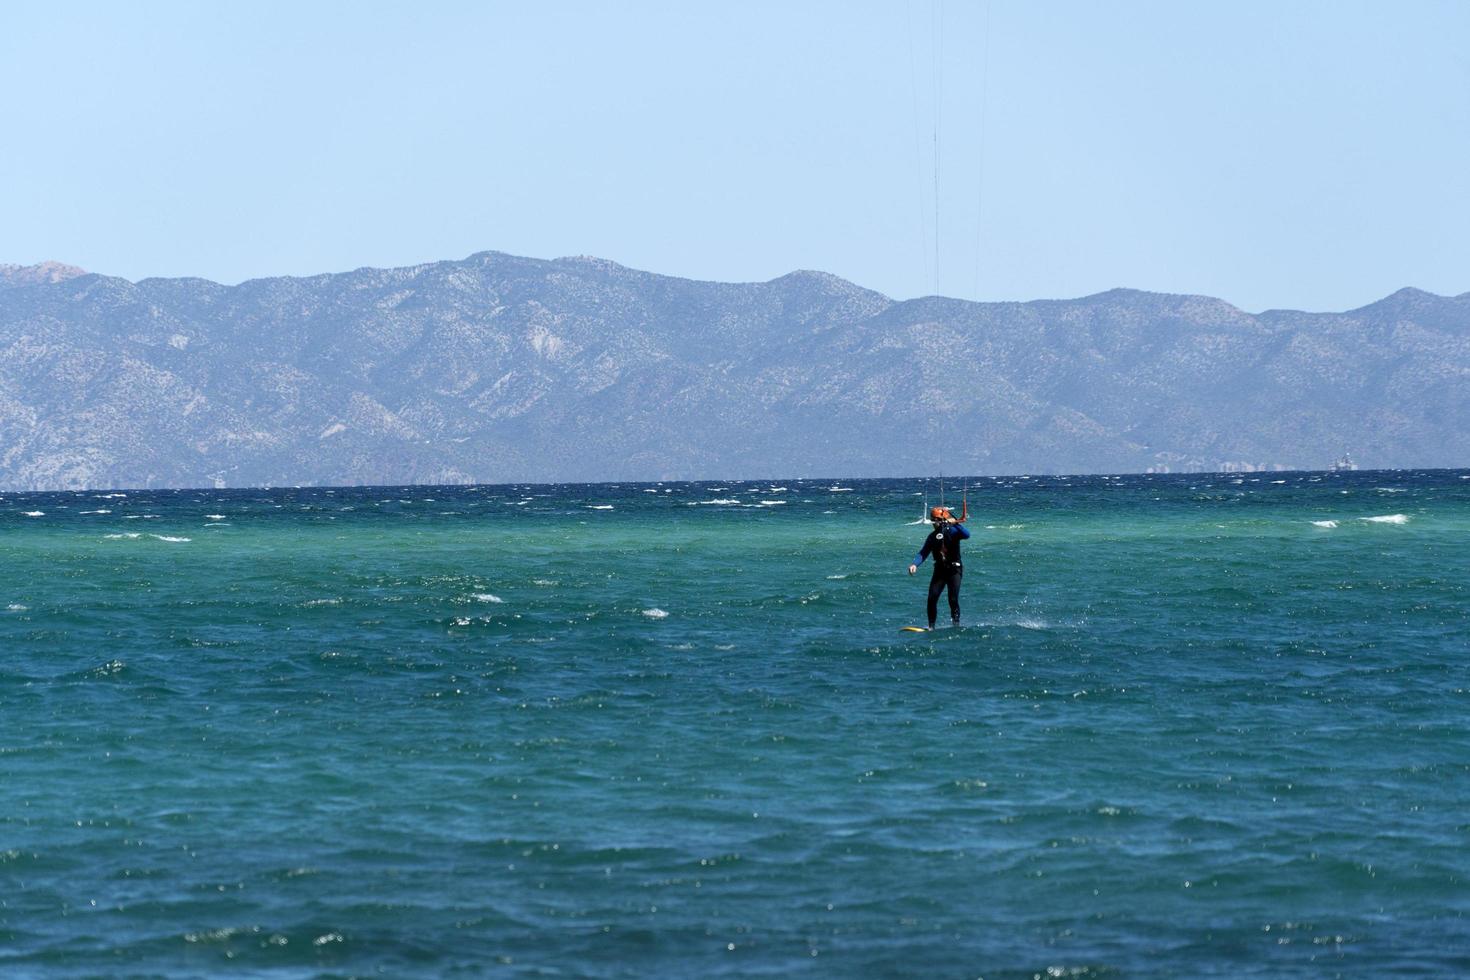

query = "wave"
(1311, 520), (1339, 529)
(473, 593), (504, 603)
(150, 535), (191, 543)
(642, 608), (669, 619)
(758, 500), (786, 505)
(22, 511), (43, 517)
(1361, 514), (1409, 524)
(826, 574), (848, 580)
(586, 504), (614, 510)
(79, 509), (111, 515)
(104, 533), (142, 539)
(697, 499), (741, 505)
(205, 513), (226, 519)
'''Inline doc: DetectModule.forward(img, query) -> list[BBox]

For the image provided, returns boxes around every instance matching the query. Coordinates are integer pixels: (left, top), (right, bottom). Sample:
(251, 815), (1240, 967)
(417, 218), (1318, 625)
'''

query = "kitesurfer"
(908, 506), (970, 629)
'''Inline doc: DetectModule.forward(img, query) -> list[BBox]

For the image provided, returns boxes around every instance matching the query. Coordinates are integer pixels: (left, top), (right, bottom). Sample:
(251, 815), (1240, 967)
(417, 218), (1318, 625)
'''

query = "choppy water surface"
(3, 471), (1469, 977)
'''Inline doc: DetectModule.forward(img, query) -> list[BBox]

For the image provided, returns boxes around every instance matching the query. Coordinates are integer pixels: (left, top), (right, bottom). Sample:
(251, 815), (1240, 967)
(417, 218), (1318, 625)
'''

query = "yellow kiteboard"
(900, 626), (929, 633)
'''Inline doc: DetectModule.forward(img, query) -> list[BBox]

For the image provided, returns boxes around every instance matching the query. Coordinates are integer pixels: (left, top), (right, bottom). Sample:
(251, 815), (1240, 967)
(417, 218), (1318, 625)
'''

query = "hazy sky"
(3, 1), (1467, 311)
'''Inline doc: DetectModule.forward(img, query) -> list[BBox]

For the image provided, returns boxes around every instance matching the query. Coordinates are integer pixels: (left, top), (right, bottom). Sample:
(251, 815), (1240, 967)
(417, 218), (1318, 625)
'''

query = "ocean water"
(3, 471), (1469, 978)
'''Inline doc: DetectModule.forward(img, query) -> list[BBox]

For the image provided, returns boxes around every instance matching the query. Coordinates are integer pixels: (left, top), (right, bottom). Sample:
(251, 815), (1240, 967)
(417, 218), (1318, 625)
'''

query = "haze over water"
(3, 471), (1469, 977)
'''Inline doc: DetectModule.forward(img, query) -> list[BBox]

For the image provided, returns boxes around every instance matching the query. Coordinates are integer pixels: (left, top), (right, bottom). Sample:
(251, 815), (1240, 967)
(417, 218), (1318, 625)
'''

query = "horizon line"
(4, 465), (1462, 497)
(4, 251), (1466, 319)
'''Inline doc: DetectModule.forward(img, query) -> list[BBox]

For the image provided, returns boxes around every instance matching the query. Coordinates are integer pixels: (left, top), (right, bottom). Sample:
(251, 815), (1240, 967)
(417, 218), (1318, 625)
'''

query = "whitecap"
(586, 504), (614, 510)
(698, 499), (741, 505)
(104, 532), (142, 539)
(80, 509), (111, 515)
(205, 514), (227, 519)
(1311, 520), (1339, 529)
(5, 604), (27, 612)
(1361, 514), (1409, 524)
(759, 500), (787, 505)
(302, 598), (341, 607)
(642, 608), (669, 619)
(22, 511), (43, 517)
(473, 593), (504, 603)
(828, 486), (853, 492)
(151, 535), (191, 543)
(532, 579), (558, 586)
(826, 574), (848, 580)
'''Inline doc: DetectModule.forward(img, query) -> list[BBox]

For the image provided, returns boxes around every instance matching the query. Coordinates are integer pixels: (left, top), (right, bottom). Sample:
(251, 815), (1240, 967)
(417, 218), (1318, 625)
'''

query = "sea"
(3, 470), (1468, 978)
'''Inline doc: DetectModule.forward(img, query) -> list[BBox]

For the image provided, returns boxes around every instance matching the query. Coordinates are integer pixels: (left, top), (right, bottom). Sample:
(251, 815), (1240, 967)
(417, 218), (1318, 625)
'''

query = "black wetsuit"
(913, 522), (970, 628)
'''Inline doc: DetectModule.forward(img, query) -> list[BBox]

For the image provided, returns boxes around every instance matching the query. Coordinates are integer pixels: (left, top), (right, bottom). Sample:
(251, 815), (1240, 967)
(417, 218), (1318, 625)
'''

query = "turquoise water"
(3, 472), (1469, 977)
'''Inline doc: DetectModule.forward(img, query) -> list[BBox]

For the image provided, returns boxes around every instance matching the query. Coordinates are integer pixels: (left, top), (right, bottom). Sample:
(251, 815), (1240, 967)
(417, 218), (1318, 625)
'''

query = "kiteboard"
(900, 626), (930, 633)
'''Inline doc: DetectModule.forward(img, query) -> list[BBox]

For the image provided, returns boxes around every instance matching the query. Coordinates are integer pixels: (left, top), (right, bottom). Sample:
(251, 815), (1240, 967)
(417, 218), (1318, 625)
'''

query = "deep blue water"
(3, 471), (1469, 977)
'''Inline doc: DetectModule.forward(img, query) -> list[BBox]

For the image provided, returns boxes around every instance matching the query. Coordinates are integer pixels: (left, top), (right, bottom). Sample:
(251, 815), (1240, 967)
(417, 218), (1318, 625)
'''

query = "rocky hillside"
(0, 252), (1466, 489)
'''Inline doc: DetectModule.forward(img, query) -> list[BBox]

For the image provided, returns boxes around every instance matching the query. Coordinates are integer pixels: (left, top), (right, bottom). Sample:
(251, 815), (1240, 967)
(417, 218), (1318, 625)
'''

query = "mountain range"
(1, 252), (1466, 490)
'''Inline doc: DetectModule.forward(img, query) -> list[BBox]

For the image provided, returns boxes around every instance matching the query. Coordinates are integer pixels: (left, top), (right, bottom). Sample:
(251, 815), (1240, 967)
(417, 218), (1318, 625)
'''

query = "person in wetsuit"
(908, 506), (970, 628)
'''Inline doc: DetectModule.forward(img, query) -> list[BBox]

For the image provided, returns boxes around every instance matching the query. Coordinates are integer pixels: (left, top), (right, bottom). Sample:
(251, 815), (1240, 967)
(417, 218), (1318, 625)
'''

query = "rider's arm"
(912, 537), (932, 567)
(951, 522), (970, 540)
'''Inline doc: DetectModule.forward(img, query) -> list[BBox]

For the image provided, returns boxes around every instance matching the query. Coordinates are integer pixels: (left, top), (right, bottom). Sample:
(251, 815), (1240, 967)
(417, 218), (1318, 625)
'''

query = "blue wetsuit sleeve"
(953, 523), (971, 540)
(913, 537), (932, 567)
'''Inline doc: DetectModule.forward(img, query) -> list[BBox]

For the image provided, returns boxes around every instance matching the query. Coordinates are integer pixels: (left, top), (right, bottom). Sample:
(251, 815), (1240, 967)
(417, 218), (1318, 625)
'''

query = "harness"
(933, 527), (959, 567)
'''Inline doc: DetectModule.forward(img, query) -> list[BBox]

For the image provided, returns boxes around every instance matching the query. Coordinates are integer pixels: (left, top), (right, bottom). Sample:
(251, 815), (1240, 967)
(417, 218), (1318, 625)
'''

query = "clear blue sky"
(3, 1), (1467, 311)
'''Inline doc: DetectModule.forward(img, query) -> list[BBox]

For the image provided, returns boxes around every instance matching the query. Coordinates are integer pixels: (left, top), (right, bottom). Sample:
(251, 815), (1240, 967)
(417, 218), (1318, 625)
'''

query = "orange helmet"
(930, 506), (952, 522)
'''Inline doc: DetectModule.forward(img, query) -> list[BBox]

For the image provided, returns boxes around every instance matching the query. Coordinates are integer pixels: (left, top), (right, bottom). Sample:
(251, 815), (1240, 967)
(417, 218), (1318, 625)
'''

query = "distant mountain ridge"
(0, 251), (1466, 490)
(0, 261), (87, 289)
